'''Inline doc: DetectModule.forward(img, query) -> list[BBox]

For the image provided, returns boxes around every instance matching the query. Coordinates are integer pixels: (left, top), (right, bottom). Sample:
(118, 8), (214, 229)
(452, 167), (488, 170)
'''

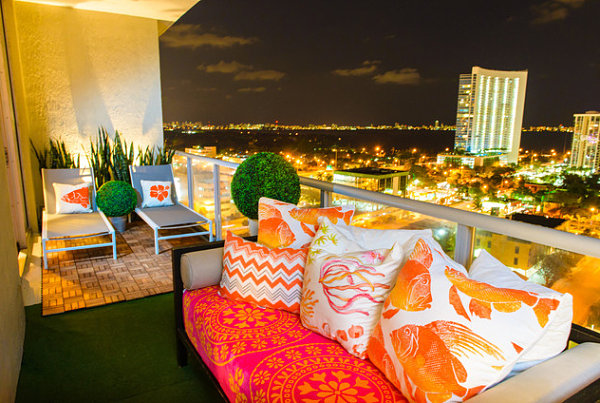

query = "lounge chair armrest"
(469, 342), (600, 403)
(181, 246), (224, 289)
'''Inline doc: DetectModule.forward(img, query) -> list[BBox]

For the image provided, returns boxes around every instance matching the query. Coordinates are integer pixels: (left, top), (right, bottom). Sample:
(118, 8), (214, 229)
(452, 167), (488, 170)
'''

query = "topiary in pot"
(96, 180), (137, 232)
(231, 152), (300, 221)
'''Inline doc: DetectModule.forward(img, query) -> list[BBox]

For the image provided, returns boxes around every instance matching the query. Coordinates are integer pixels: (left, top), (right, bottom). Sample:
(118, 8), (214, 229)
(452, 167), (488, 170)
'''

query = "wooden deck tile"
(41, 220), (208, 316)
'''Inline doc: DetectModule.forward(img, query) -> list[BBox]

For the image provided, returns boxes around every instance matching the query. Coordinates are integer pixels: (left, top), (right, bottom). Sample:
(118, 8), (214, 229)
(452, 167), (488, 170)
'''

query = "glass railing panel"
(473, 229), (600, 331)
(326, 193), (457, 258)
(171, 154), (189, 206)
(190, 159), (216, 220)
(219, 166), (249, 238)
(299, 184), (320, 207)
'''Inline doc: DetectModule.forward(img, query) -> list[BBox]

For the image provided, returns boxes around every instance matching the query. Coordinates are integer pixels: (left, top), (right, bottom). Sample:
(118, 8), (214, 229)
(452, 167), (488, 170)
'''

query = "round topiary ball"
(96, 180), (137, 217)
(231, 152), (300, 220)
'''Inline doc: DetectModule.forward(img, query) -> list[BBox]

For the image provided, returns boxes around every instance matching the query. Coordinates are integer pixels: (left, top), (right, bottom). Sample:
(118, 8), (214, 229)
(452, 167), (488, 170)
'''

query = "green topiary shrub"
(96, 180), (137, 217)
(231, 152), (300, 220)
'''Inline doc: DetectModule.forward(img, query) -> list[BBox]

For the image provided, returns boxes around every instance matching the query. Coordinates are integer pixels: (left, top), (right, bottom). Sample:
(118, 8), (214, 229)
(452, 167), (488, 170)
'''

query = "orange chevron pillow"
(257, 197), (355, 249)
(368, 237), (562, 402)
(219, 231), (308, 313)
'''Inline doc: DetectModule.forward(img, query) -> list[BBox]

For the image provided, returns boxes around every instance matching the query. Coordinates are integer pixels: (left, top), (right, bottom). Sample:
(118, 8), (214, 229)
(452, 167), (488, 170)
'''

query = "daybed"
(173, 239), (600, 403)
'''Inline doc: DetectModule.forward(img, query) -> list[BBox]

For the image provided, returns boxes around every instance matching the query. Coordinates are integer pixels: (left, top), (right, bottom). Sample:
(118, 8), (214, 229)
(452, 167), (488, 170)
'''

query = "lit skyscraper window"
(569, 111), (600, 172)
(454, 67), (528, 164)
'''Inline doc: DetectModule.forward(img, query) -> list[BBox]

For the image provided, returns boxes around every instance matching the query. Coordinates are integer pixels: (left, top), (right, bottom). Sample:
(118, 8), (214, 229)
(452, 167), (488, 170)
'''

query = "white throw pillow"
(140, 180), (174, 208)
(469, 250), (573, 372)
(317, 216), (433, 257)
(300, 221), (405, 359)
(368, 237), (564, 402)
(53, 182), (92, 214)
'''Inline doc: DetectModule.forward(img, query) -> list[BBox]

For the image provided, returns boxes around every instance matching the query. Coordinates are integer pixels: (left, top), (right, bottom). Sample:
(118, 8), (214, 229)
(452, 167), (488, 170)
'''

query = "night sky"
(159, 0), (600, 126)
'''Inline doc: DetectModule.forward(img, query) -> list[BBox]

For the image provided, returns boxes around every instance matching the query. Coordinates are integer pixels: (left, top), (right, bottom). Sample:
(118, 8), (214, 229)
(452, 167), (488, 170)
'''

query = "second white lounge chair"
(129, 164), (213, 254)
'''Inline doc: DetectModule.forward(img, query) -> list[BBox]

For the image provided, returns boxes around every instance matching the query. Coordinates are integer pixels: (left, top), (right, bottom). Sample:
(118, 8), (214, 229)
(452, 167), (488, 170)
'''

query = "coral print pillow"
(53, 182), (92, 214)
(257, 197), (355, 249)
(300, 221), (405, 359)
(141, 180), (174, 208)
(219, 231), (308, 313)
(368, 237), (562, 403)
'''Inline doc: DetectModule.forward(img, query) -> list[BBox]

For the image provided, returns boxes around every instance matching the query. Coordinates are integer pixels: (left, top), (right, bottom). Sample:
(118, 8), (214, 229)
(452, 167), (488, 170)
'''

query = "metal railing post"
(213, 164), (222, 241)
(186, 156), (194, 211)
(320, 190), (332, 208)
(454, 224), (475, 269)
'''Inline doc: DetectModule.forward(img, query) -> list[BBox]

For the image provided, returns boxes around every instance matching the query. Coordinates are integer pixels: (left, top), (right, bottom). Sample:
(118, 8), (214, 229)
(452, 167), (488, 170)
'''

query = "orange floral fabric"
(140, 180), (173, 208)
(183, 286), (407, 403)
(257, 197), (355, 249)
(369, 237), (562, 403)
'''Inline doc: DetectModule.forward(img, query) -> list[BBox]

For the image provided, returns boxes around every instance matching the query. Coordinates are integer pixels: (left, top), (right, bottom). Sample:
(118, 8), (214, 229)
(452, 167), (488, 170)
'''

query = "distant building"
(569, 111), (600, 172)
(333, 168), (410, 197)
(454, 66), (528, 164)
(436, 153), (500, 168)
(186, 146), (217, 158)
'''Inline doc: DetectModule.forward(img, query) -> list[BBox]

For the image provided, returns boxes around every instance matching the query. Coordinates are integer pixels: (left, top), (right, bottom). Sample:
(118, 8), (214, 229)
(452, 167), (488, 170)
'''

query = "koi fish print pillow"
(300, 221), (405, 359)
(53, 182), (92, 214)
(140, 180), (174, 208)
(219, 231), (308, 313)
(257, 197), (355, 249)
(368, 237), (563, 403)
(469, 250), (573, 373)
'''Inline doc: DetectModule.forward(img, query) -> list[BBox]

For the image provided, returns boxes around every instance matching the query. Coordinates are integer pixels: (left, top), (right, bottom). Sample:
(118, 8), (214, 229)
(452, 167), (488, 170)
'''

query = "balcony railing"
(172, 151), (600, 332)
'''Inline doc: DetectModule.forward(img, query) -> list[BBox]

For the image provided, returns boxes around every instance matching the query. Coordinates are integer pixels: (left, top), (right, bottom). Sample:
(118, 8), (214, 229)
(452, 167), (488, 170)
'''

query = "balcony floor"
(42, 219), (208, 316)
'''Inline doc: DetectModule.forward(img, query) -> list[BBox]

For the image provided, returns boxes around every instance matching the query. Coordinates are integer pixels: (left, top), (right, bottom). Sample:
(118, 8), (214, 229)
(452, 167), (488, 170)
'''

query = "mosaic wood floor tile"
(41, 220), (209, 316)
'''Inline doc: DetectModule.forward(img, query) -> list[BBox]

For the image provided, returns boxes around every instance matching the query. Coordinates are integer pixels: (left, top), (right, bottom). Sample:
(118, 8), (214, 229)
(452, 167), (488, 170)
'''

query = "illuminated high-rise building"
(569, 111), (600, 172)
(454, 66), (528, 164)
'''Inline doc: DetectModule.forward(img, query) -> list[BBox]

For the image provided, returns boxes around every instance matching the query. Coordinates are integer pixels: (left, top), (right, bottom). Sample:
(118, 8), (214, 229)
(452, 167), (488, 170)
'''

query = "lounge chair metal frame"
(41, 168), (117, 270)
(129, 164), (213, 254)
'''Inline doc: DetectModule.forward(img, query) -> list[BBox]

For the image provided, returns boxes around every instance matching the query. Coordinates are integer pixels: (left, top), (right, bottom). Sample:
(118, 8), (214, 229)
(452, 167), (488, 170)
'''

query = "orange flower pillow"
(53, 182), (92, 214)
(368, 237), (562, 403)
(257, 197), (355, 249)
(140, 180), (174, 208)
(219, 231), (308, 313)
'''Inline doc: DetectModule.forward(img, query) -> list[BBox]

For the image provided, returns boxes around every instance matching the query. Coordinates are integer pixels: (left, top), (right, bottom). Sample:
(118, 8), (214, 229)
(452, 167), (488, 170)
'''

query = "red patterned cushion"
(219, 231), (307, 313)
(184, 286), (407, 403)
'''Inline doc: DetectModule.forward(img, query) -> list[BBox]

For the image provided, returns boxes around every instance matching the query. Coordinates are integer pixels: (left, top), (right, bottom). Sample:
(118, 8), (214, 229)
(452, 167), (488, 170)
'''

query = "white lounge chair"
(41, 168), (117, 270)
(129, 164), (213, 254)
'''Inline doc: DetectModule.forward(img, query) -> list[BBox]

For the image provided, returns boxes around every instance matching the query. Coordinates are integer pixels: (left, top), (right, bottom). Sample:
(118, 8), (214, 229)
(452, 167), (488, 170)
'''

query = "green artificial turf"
(16, 293), (225, 403)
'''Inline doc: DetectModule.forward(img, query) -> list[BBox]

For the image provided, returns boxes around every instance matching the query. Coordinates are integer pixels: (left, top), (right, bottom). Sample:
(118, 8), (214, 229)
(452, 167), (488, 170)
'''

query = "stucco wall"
(14, 2), (164, 157)
(0, 129), (25, 402)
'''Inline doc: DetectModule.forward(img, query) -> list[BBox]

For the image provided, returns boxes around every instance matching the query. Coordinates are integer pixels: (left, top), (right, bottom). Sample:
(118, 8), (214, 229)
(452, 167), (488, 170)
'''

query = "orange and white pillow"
(141, 180), (173, 208)
(257, 197), (355, 249)
(368, 237), (563, 402)
(300, 221), (407, 359)
(469, 250), (573, 372)
(219, 231), (308, 313)
(53, 182), (92, 214)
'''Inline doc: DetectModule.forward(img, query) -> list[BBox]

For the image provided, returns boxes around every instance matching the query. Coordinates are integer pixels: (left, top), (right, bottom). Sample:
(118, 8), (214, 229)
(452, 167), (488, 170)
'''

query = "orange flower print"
(252, 370), (271, 386)
(298, 371), (370, 403)
(253, 390), (266, 403)
(149, 184), (170, 201)
(285, 349), (302, 360)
